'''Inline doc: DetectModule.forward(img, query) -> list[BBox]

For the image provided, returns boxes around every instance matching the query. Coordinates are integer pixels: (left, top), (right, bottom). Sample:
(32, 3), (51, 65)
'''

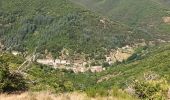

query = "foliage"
(85, 87), (109, 97)
(0, 0), (154, 59)
(1, 0), (170, 98)
(3, 71), (28, 92)
(112, 87), (137, 100)
(0, 62), (9, 92)
(102, 62), (110, 67)
(133, 78), (169, 100)
(0, 61), (27, 93)
(63, 81), (74, 91)
(71, 0), (170, 40)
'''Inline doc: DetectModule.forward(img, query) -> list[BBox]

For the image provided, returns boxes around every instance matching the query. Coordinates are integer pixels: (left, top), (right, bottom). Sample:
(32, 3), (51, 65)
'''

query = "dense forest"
(0, 0), (156, 58)
(71, 0), (170, 40)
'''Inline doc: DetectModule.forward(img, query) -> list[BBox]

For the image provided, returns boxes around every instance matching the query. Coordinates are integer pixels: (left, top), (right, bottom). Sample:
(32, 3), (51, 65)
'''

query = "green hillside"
(0, 0), (156, 58)
(70, 0), (170, 40)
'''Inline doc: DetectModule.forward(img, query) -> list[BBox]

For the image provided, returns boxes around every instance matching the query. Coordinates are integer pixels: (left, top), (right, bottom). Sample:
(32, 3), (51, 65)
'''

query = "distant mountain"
(70, 0), (170, 40)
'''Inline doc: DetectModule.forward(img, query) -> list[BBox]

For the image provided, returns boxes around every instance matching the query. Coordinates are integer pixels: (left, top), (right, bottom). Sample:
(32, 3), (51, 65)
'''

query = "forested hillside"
(1, 0), (155, 58)
(70, 0), (170, 40)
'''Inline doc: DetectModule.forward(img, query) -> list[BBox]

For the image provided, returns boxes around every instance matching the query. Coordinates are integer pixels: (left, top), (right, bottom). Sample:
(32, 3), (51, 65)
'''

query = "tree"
(0, 59), (27, 93)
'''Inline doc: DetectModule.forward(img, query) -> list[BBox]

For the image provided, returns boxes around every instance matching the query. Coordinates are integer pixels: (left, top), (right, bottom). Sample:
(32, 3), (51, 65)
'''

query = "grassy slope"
(70, 0), (170, 40)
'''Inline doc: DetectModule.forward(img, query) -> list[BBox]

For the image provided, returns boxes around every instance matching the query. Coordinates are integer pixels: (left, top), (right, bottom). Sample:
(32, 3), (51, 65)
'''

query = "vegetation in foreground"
(0, 44), (170, 99)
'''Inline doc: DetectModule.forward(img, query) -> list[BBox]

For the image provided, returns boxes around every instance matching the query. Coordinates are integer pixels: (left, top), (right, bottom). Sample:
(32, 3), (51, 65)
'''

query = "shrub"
(0, 62), (27, 93)
(132, 77), (169, 99)
(3, 72), (28, 92)
(0, 62), (9, 92)
(63, 81), (74, 92)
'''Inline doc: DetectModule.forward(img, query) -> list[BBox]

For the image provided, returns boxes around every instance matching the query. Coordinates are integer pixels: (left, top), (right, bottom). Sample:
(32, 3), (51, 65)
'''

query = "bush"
(63, 81), (74, 92)
(0, 62), (27, 93)
(0, 62), (9, 92)
(132, 78), (169, 99)
(3, 72), (28, 92)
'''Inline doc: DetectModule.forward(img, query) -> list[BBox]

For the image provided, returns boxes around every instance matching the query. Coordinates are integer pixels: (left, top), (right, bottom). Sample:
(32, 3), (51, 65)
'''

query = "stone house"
(90, 66), (103, 73)
(37, 59), (54, 66)
(72, 66), (87, 73)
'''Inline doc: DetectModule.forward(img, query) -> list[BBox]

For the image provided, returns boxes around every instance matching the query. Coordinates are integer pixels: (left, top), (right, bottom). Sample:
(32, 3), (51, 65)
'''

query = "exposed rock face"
(163, 17), (170, 24)
(107, 45), (134, 63)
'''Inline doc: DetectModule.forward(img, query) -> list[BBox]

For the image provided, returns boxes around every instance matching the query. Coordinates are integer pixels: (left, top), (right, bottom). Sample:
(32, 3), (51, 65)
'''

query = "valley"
(0, 0), (170, 100)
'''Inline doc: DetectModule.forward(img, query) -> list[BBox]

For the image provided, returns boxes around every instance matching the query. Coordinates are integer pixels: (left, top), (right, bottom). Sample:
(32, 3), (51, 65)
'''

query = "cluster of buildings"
(35, 45), (134, 73)
(10, 45), (135, 73)
(36, 58), (105, 73)
(36, 59), (70, 67)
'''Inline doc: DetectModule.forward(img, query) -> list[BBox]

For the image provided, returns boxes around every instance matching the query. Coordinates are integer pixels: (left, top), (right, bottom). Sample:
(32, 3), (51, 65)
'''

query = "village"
(10, 40), (169, 74)
(34, 45), (134, 73)
(10, 45), (135, 73)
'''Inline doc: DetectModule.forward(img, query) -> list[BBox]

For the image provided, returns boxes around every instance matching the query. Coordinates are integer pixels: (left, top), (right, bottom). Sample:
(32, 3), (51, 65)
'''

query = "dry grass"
(0, 91), (117, 100)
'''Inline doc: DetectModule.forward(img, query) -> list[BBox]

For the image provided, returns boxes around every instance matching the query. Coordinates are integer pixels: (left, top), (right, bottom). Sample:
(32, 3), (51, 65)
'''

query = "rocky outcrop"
(163, 17), (170, 24)
(106, 45), (134, 64)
